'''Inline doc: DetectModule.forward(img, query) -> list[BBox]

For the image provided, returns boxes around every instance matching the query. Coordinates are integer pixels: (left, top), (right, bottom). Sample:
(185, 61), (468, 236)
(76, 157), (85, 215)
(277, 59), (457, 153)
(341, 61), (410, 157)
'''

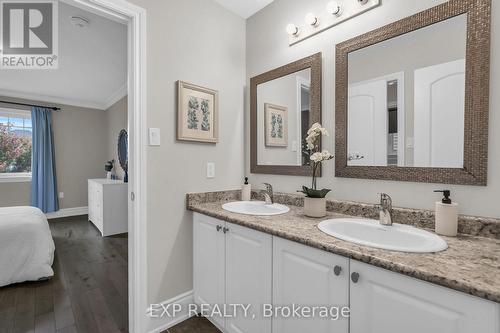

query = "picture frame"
(264, 103), (288, 147)
(177, 81), (219, 143)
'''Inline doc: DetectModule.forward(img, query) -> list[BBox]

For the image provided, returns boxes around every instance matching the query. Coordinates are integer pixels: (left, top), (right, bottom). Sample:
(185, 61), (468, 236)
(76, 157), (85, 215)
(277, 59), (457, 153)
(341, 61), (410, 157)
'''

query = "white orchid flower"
(321, 150), (334, 160)
(310, 152), (322, 162)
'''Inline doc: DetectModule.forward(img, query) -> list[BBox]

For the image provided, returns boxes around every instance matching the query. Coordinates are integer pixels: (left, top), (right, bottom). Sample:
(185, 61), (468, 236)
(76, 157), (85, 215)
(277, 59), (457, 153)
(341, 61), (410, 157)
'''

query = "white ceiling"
(214, 0), (274, 19)
(0, 2), (127, 110)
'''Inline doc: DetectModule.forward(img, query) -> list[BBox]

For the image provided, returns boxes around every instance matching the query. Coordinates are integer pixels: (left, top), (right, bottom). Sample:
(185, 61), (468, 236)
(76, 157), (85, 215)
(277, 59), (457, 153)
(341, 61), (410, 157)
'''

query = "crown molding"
(104, 83), (128, 109)
(0, 88), (108, 110)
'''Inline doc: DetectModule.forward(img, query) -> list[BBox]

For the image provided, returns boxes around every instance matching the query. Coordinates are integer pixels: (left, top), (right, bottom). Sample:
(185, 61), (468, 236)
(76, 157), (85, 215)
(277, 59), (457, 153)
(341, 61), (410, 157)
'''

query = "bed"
(0, 206), (55, 287)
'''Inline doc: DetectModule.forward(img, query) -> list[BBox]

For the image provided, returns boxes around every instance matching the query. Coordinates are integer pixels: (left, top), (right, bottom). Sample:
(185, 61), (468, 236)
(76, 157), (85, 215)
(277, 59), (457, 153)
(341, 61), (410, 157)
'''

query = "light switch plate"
(206, 162), (215, 178)
(149, 128), (161, 146)
(406, 137), (414, 149)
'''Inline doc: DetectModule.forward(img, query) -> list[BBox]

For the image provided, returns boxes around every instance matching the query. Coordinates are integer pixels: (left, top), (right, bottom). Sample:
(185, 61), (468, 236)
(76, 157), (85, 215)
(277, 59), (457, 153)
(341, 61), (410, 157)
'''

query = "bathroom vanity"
(188, 191), (500, 333)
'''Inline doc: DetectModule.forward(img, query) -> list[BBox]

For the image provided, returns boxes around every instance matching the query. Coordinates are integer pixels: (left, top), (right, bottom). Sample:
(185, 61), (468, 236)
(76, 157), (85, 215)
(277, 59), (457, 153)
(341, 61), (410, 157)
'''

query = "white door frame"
(63, 0), (148, 332)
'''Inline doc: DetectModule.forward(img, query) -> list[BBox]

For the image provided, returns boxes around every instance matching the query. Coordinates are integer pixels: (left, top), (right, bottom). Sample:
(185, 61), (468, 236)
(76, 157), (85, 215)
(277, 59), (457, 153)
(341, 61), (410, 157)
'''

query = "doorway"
(62, 0), (148, 331)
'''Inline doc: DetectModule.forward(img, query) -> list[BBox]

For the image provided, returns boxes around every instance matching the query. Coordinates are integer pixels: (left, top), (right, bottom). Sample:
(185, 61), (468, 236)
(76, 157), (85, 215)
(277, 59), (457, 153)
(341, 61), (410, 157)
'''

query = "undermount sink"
(318, 218), (448, 253)
(222, 201), (290, 216)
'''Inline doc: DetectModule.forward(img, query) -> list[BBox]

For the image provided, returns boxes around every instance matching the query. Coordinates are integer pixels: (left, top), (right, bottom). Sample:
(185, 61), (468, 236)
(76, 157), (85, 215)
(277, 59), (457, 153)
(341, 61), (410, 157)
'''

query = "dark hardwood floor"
(0, 215), (221, 333)
(163, 316), (221, 333)
(0, 216), (128, 333)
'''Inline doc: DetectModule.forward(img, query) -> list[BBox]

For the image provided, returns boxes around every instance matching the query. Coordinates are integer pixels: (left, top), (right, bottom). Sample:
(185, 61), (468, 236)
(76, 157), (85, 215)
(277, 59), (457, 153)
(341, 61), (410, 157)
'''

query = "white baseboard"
(147, 290), (195, 333)
(46, 206), (88, 219)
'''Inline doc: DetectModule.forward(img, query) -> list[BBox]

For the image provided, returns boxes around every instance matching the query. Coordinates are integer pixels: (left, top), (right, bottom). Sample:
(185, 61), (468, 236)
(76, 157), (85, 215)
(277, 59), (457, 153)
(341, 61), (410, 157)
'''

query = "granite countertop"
(187, 196), (500, 303)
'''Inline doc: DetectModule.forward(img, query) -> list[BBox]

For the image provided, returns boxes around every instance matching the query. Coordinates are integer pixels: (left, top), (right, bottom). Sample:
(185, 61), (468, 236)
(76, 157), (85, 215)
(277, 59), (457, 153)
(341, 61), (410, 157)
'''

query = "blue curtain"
(31, 107), (59, 213)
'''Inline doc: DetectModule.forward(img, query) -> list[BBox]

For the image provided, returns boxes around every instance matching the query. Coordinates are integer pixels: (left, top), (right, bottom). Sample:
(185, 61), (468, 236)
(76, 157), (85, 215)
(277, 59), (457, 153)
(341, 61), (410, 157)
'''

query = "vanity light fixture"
(326, 1), (343, 16)
(287, 0), (380, 46)
(286, 23), (300, 36)
(305, 13), (319, 27)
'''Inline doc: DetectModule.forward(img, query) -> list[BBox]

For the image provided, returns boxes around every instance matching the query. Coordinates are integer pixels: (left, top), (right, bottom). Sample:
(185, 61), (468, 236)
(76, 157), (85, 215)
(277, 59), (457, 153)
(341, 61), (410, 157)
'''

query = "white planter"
(304, 197), (326, 218)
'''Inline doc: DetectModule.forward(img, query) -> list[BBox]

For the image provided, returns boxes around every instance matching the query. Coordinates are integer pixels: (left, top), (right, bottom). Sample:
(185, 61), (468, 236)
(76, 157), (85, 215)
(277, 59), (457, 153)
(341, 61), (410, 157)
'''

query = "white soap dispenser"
(241, 177), (251, 201)
(434, 190), (458, 237)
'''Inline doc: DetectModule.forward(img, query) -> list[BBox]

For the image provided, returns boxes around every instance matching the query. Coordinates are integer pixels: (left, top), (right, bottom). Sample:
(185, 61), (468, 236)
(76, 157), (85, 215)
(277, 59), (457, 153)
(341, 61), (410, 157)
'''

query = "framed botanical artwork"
(177, 81), (219, 143)
(264, 103), (288, 147)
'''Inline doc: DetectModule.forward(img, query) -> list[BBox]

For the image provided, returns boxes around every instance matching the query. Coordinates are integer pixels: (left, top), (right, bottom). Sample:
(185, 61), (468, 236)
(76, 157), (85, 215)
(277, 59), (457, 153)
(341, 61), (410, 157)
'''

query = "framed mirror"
(251, 53), (322, 176)
(118, 129), (128, 183)
(335, 0), (491, 185)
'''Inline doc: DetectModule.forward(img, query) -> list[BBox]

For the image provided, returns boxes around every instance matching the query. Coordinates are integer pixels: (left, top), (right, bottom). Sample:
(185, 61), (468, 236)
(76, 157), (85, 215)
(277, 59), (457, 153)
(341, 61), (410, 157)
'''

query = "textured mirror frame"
(251, 53), (322, 176)
(335, 0), (491, 185)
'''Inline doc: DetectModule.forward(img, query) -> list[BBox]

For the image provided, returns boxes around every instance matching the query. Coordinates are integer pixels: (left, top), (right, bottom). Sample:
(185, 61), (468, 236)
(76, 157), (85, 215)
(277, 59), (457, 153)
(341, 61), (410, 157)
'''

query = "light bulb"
(286, 23), (299, 36)
(326, 1), (342, 16)
(305, 13), (319, 26)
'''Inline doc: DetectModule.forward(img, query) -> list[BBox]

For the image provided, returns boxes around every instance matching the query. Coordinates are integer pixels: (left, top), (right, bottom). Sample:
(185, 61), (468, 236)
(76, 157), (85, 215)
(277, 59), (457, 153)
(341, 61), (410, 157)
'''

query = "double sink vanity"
(188, 189), (500, 333)
(223, 199), (447, 253)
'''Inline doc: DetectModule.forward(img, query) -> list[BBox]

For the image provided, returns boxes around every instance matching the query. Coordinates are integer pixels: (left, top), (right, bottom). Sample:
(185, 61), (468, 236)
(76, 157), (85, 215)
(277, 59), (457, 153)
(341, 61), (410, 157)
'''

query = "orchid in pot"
(298, 123), (334, 217)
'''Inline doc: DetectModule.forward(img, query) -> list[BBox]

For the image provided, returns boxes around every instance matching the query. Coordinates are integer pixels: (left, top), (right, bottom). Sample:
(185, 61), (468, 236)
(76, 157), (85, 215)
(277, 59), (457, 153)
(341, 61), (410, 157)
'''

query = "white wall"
(128, 0), (246, 304)
(246, 0), (500, 218)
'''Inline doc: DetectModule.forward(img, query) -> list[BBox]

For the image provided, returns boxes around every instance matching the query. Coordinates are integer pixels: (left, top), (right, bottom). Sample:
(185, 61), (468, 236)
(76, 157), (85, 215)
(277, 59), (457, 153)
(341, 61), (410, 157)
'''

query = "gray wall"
(246, 0), (500, 219)
(128, 0), (246, 304)
(105, 96), (128, 180)
(0, 96), (108, 209)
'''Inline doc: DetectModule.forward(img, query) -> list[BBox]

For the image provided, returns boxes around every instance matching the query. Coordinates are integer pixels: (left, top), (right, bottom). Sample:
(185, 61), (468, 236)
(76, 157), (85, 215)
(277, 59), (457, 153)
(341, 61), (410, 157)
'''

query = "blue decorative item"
(31, 107), (59, 213)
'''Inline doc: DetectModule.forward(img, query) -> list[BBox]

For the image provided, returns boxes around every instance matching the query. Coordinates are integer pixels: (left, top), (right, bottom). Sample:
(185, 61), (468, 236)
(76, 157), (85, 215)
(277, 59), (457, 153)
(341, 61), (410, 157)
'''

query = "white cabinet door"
(193, 213), (226, 329)
(273, 237), (349, 333)
(350, 260), (500, 333)
(225, 223), (272, 333)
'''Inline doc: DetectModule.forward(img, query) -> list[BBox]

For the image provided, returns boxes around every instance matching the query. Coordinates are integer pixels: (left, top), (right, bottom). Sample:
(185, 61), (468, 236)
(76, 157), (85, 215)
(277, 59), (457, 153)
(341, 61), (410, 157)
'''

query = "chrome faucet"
(262, 183), (274, 205)
(378, 193), (393, 226)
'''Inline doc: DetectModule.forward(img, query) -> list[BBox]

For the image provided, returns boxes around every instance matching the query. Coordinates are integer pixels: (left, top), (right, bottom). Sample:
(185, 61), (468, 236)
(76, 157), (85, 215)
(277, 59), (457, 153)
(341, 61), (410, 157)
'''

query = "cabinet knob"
(351, 272), (360, 283)
(216, 225), (222, 232)
(333, 265), (342, 276)
(223, 227), (229, 234)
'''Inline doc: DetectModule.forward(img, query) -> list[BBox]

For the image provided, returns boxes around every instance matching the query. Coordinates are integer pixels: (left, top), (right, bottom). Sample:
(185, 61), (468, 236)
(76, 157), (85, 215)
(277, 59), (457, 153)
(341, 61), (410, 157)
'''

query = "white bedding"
(0, 206), (55, 287)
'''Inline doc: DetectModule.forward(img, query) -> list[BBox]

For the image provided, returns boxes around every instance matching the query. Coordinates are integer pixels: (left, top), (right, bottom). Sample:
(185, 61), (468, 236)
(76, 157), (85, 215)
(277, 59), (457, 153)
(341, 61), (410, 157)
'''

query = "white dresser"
(88, 179), (128, 236)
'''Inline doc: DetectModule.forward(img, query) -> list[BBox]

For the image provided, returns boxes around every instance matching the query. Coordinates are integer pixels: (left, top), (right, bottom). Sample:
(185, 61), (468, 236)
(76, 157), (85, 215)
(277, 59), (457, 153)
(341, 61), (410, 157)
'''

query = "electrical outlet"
(58, 192), (64, 199)
(206, 162), (215, 178)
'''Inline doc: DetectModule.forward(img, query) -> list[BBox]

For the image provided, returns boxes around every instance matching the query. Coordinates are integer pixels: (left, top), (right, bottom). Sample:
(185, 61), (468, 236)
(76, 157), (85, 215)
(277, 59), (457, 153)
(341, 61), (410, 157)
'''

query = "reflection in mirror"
(118, 129), (128, 183)
(347, 14), (466, 168)
(257, 68), (311, 166)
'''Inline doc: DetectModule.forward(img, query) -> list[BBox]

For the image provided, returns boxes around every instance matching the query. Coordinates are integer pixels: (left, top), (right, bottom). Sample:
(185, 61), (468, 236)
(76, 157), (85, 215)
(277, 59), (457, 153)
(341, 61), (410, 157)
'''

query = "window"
(0, 108), (32, 181)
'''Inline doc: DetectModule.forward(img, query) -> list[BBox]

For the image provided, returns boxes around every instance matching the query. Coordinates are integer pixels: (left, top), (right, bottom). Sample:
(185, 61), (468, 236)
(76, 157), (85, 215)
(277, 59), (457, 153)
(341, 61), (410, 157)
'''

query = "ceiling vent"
(70, 16), (90, 28)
